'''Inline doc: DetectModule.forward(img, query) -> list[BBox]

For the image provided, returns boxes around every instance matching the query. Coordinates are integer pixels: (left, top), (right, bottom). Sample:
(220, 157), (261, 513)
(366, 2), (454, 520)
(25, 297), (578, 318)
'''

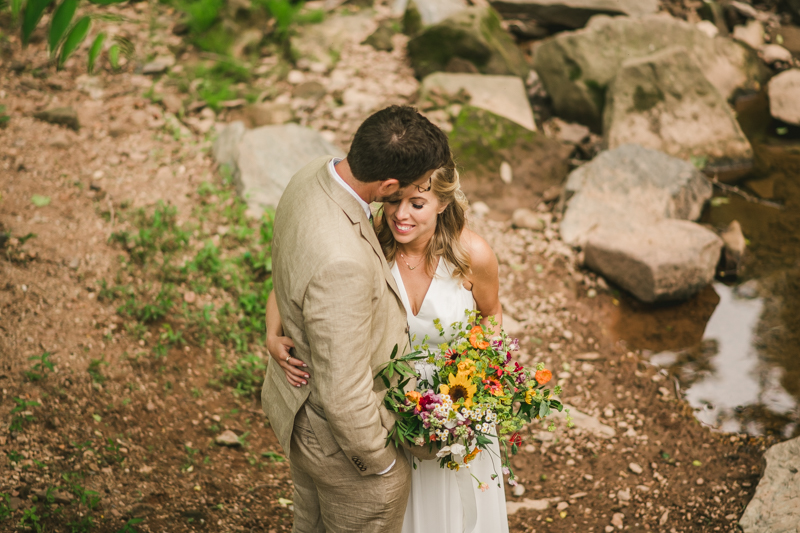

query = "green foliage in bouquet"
(376, 311), (571, 486)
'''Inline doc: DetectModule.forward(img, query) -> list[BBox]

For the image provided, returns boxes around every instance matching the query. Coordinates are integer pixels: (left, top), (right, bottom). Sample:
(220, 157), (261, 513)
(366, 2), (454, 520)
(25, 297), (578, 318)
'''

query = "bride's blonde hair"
(377, 160), (472, 279)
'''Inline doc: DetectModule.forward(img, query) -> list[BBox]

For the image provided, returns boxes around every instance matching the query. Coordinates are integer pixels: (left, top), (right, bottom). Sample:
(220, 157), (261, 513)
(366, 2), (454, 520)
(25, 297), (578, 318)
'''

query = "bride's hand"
(267, 334), (309, 387)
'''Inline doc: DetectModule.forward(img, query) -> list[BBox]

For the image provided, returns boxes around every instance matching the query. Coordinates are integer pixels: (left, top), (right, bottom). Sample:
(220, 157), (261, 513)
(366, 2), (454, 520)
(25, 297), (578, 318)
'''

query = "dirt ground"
(0, 1), (784, 532)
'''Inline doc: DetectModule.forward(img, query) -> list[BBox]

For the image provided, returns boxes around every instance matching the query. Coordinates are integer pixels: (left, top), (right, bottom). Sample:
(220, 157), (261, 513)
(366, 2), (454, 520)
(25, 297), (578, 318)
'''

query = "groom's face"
(376, 170), (436, 203)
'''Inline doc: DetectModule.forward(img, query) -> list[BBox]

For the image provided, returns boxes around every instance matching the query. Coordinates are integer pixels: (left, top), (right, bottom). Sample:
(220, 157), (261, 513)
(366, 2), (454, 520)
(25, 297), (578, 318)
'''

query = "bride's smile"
(384, 188), (444, 247)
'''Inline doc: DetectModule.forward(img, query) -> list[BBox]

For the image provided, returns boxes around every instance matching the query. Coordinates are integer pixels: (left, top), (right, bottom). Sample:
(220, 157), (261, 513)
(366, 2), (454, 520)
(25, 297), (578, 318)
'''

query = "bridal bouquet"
(377, 311), (568, 487)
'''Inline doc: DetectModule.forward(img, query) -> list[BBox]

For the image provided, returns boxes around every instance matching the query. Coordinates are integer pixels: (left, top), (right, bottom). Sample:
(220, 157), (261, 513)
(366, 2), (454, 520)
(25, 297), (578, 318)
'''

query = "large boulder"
(212, 123), (345, 215)
(533, 14), (766, 130)
(292, 11), (375, 70)
(584, 220), (722, 302)
(768, 68), (800, 126)
(604, 46), (752, 168)
(401, 0), (469, 34)
(739, 436), (800, 533)
(407, 6), (530, 79)
(489, 0), (658, 29)
(561, 144), (719, 302)
(421, 72), (536, 130)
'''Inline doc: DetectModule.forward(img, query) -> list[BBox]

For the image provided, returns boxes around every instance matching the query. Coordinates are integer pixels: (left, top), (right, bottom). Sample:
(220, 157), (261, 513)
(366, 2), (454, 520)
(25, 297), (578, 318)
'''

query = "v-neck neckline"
(394, 258), (442, 318)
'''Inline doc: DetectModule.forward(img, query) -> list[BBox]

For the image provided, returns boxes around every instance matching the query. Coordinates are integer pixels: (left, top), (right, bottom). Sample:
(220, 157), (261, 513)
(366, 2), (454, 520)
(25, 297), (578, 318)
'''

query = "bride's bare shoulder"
(460, 228), (497, 270)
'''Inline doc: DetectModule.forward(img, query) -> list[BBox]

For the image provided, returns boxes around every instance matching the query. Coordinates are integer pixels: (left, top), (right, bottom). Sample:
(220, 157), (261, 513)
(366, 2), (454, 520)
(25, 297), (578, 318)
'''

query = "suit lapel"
(316, 161), (402, 300)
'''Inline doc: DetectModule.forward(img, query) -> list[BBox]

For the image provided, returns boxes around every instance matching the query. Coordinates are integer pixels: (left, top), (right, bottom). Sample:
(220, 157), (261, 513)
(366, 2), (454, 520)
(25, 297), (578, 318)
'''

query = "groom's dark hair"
(348, 105), (451, 186)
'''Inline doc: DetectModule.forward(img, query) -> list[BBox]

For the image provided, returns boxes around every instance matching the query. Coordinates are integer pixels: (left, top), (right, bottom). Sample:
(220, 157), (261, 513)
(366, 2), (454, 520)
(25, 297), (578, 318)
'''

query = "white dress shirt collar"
(328, 158), (372, 220)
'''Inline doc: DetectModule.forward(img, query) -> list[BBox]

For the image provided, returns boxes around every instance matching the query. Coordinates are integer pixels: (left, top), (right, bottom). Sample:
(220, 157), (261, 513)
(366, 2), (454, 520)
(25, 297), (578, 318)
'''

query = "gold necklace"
(399, 252), (425, 271)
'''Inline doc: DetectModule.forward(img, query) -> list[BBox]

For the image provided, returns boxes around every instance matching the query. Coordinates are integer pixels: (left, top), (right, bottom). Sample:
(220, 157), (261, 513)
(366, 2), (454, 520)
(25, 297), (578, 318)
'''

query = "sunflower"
(439, 372), (478, 409)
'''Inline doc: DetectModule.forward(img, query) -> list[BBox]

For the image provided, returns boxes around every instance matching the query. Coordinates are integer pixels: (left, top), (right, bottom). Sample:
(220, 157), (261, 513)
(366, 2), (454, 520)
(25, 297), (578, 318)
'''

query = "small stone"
(287, 70), (305, 84)
(142, 55), (175, 75)
(183, 291), (197, 304)
(524, 444), (535, 453)
(362, 22), (395, 52)
(696, 20), (719, 38)
(161, 94), (183, 115)
(292, 81), (326, 101)
(696, 477), (704, 485)
(659, 510), (670, 525)
(603, 408), (614, 418)
(575, 352), (600, 361)
(470, 201), (490, 218)
(33, 107), (79, 130)
(761, 44), (793, 65)
(500, 161), (513, 184)
(512, 208), (546, 231)
(506, 498), (549, 514)
(566, 459), (576, 466)
(617, 488), (631, 501)
(629, 463), (643, 474)
(605, 527), (614, 533)
(512, 483), (526, 497)
(735, 279), (760, 299)
(584, 474), (594, 481)
(139, 465), (153, 474)
(611, 512), (625, 529)
(636, 485), (651, 492)
(732, 20), (764, 50)
(557, 501), (569, 511)
(145, 402), (156, 412)
(48, 132), (71, 148)
(570, 492), (587, 499)
(215, 430), (241, 447)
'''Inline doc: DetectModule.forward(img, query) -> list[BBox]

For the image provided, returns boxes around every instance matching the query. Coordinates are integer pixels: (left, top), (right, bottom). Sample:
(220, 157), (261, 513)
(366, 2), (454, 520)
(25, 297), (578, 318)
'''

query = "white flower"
(436, 445), (452, 458)
(450, 443), (466, 456)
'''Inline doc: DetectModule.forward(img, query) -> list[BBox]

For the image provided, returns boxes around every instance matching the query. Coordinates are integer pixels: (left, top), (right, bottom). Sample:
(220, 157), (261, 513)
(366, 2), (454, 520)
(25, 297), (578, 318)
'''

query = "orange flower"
(405, 390), (422, 407)
(469, 325), (490, 350)
(464, 447), (482, 463)
(535, 369), (552, 385)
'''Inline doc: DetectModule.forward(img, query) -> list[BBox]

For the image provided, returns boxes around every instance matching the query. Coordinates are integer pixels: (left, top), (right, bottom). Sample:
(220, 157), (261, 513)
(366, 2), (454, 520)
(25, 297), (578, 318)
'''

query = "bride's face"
(383, 182), (445, 247)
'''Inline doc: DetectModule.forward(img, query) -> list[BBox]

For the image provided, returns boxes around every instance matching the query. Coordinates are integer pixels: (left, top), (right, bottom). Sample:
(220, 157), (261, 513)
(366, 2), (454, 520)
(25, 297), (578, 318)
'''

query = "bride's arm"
(266, 289), (309, 387)
(462, 229), (503, 334)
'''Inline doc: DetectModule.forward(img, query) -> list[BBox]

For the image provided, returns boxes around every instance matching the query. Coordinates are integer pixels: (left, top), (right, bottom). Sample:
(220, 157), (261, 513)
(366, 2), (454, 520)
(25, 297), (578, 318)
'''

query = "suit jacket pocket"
(303, 404), (342, 457)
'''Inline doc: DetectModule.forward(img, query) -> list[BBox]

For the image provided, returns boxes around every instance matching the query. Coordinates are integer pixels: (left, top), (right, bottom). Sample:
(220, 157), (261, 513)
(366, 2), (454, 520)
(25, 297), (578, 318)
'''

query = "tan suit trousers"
(290, 407), (411, 533)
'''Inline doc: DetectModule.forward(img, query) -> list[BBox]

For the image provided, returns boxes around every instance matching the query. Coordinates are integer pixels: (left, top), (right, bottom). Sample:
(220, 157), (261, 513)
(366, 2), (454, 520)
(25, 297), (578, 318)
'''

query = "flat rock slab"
(740, 436), (800, 533)
(490, 0), (658, 28)
(561, 144), (713, 247)
(552, 405), (616, 439)
(403, 0), (469, 27)
(584, 220), (723, 302)
(33, 107), (80, 130)
(768, 68), (800, 126)
(293, 11), (375, 70)
(407, 6), (529, 79)
(212, 123), (345, 215)
(605, 46), (752, 168)
(421, 72), (536, 130)
(533, 14), (765, 130)
(507, 498), (550, 514)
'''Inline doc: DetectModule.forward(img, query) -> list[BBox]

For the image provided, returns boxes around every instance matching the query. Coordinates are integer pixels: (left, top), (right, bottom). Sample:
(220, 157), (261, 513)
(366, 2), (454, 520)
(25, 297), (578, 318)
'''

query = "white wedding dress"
(391, 259), (509, 533)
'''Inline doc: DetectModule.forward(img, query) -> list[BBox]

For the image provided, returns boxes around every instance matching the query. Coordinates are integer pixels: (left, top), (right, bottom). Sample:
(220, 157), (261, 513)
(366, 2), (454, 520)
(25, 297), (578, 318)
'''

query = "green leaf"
(49, 0), (78, 54)
(11, 0), (24, 20)
(58, 16), (91, 68)
(87, 0), (127, 4)
(87, 32), (105, 73)
(31, 194), (51, 207)
(108, 43), (120, 68)
(22, 0), (54, 46)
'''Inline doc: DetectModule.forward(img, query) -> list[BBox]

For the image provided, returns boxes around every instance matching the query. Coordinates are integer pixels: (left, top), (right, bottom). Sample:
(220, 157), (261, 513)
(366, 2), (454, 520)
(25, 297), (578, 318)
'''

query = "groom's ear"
(376, 178), (402, 199)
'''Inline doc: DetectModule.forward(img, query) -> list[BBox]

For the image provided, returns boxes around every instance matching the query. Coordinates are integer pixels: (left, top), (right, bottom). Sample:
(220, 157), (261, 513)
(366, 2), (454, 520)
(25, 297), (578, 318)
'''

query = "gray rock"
(231, 124), (345, 215)
(629, 462), (643, 474)
(212, 121), (246, 170)
(732, 20), (764, 50)
(761, 44), (793, 65)
(584, 219), (723, 302)
(768, 69), (800, 126)
(512, 208), (546, 230)
(544, 117), (590, 144)
(363, 21), (396, 51)
(293, 11), (375, 70)
(142, 55), (175, 75)
(407, 6), (530, 79)
(238, 102), (293, 128)
(506, 498), (549, 514)
(403, 0), (468, 34)
(33, 107), (80, 130)
(740, 436), (800, 533)
(533, 14), (765, 130)
(292, 81), (327, 101)
(215, 430), (242, 447)
(421, 72), (536, 130)
(734, 278), (760, 299)
(604, 46), (752, 168)
(489, 0), (659, 29)
(561, 144), (713, 247)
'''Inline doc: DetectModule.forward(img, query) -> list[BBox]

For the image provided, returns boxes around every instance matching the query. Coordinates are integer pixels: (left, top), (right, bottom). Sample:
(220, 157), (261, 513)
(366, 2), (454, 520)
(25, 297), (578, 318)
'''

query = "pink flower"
(479, 483), (489, 492)
(508, 478), (518, 486)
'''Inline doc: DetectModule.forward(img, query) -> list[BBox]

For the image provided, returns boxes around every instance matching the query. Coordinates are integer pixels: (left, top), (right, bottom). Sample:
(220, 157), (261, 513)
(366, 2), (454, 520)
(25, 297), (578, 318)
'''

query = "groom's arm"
(302, 258), (397, 476)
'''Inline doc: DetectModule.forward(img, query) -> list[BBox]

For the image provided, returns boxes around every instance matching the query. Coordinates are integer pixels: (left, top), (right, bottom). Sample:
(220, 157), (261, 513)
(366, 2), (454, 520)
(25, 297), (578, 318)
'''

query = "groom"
(262, 106), (451, 532)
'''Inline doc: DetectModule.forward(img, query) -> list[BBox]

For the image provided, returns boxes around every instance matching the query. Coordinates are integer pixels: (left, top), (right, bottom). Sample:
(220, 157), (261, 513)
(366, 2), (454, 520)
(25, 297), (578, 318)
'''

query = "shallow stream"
(610, 92), (800, 439)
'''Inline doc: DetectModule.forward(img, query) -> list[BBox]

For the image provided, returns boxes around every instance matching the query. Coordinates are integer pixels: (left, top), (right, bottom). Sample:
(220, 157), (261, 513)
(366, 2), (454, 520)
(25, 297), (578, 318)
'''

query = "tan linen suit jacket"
(261, 155), (410, 477)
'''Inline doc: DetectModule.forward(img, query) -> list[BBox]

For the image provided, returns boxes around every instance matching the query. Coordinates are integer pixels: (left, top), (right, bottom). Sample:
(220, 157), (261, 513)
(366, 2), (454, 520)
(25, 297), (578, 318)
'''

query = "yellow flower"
(439, 372), (478, 409)
(525, 390), (535, 404)
(457, 359), (477, 377)
(405, 390), (422, 408)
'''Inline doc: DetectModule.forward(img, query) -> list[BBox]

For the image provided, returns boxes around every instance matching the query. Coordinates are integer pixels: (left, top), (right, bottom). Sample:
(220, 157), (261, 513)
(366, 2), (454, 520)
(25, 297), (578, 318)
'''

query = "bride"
(266, 159), (510, 533)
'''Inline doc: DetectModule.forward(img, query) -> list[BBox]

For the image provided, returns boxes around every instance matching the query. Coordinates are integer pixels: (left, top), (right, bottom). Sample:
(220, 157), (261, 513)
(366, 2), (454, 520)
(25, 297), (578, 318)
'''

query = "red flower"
(508, 432), (522, 447)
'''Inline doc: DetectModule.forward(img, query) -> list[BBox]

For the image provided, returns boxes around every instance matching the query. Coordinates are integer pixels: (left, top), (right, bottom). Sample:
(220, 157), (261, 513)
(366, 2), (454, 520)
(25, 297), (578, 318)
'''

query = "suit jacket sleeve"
(302, 257), (397, 476)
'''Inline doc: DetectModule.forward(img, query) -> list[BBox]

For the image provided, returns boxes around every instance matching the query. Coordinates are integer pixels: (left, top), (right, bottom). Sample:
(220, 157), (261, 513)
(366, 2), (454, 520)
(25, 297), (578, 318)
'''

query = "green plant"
(14, 0), (128, 71)
(6, 450), (23, 463)
(253, 0), (323, 43)
(0, 105), (9, 128)
(26, 352), (55, 381)
(9, 397), (40, 432)
(18, 505), (43, 532)
(221, 353), (266, 397)
(116, 518), (144, 533)
(87, 358), (108, 383)
(0, 493), (12, 521)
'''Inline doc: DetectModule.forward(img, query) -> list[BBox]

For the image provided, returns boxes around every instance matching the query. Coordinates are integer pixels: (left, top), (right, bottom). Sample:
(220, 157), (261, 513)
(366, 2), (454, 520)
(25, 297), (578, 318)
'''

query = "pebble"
(287, 70), (305, 84)
(576, 352), (600, 361)
(511, 208), (546, 231)
(584, 474), (594, 481)
(761, 44), (793, 64)
(500, 161), (513, 184)
(696, 477), (704, 485)
(603, 408), (614, 418)
(512, 483), (525, 497)
(470, 201), (490, 218)
(145, 401), (156, 412)
(659, 510), (670, 525)
(617, 488), (631, 501)
(215, 430), (241, 447)
(183, 291), (197, 304)
(629, 463), (643, 474)
(611, 512), (625, 529)
(556, 501), (569, 511)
